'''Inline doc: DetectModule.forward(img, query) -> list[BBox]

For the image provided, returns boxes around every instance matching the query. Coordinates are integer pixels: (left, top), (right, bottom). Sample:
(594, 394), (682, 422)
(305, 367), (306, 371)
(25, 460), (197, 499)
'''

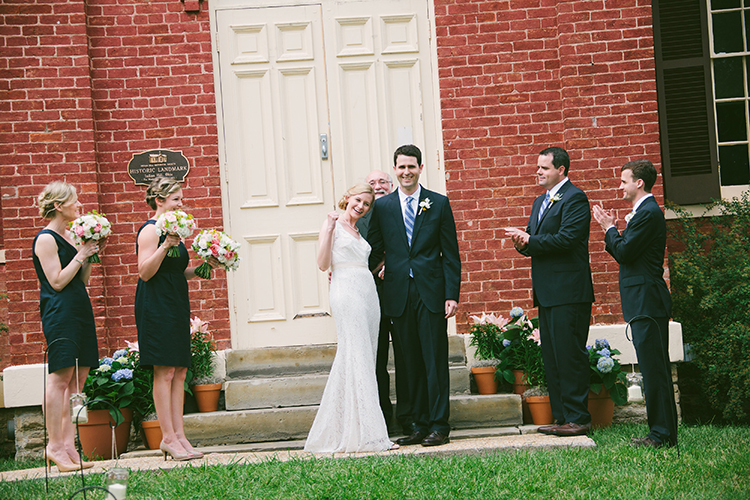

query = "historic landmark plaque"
(127, 149), (190, 186)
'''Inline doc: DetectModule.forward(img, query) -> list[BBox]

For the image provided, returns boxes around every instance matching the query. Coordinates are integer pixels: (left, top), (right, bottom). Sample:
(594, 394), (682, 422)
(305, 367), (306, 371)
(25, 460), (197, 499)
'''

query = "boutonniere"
(419, 198), (432, 214)
(624, 211), (634, 225)
(549, 193), (563, 205)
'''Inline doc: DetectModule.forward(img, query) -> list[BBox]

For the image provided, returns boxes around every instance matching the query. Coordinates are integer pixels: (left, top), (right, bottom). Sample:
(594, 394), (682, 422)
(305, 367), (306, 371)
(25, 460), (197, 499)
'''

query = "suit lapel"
(386, 191), (410, 249)
(410, 186), (428, 246)
(625, 196), (656, 232)
(534, 181), (571, 233)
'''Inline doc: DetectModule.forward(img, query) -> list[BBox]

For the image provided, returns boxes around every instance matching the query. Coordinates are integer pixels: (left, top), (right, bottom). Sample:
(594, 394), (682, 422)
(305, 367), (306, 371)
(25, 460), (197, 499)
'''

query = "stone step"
(226, 335), (468, 379)
(224, 366), (471, 411)
(184, 393), (521, 447)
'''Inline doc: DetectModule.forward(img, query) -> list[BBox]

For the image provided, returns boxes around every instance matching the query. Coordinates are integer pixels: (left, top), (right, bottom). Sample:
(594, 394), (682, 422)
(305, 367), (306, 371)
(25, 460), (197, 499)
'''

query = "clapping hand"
(504, 227), (530, 250)
(592, 205), (615, 232)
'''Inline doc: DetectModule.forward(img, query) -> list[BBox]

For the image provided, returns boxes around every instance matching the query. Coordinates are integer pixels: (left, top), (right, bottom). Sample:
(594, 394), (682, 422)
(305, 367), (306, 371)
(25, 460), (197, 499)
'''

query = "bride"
(304, 183), (396, 453)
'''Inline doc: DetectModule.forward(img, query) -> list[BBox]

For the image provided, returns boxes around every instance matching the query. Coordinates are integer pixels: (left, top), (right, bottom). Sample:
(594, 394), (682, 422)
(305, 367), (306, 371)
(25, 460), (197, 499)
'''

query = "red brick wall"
(0, 0), (229, 370)
(2, 0), (667, 367)
(435, 0), (664, 331)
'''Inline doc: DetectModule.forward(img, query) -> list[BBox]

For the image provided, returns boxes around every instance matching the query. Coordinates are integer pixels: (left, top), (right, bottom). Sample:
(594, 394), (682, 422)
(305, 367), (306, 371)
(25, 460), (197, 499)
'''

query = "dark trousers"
(631, 316), (678, 445)
(390, 278), (450, 435)
(538, 302), (592, 425)
(375, 311), (412, 433)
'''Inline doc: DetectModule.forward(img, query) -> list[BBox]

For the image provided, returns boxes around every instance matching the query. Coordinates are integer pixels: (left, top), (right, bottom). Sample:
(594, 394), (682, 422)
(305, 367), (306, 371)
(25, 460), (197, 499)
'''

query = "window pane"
(713, 0), (740, 9)
(719, 144), (750, 184)
(711, 0), (748, 10)
(713, 11), (744, 53)
(715, 57), (745, 98)
(716, 101), (748, 141)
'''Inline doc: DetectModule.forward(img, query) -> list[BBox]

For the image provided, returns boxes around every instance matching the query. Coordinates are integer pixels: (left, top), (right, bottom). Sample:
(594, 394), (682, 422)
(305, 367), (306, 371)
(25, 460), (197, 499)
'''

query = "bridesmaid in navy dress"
(135, 176), (216, 461)
(33, 182), (102, 472)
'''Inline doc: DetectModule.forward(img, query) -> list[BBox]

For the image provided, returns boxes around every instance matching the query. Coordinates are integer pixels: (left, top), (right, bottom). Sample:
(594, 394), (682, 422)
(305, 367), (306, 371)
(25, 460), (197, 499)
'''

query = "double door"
(212, 0), (441, 347)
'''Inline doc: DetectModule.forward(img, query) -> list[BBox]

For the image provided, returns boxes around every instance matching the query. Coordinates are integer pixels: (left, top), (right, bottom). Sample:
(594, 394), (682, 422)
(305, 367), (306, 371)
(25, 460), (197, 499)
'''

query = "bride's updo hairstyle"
(145, 176), (182, 210)
(337, 183), (374, 210)
(38, 181), (77, 219)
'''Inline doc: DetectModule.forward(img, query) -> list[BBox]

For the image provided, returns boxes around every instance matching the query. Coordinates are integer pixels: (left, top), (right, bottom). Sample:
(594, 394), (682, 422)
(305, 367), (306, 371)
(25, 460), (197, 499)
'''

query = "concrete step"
(224, 366), (471, 410)
(124, 425), (542, 459)
(226, 335), (468, 379)
(184, 393), (521, 447)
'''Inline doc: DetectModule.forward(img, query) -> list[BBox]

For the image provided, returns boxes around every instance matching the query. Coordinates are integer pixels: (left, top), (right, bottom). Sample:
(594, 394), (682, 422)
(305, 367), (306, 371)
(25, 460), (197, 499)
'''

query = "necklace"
(340, 217), (359, 233)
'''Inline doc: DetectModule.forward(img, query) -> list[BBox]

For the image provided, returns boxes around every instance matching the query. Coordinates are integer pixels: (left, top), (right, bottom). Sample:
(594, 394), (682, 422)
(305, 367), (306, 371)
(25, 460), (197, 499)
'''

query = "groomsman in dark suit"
(592, 159), (678, 448)
(505, 146), (594, 436)
(356, 170), (412, 434)
(367, 145), (461, 447)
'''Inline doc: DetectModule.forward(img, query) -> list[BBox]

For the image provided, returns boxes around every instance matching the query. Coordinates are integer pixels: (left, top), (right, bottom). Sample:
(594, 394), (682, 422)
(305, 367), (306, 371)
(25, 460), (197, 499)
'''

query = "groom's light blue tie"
(538, 191), (551, 221)
(405, 196), (415, 246)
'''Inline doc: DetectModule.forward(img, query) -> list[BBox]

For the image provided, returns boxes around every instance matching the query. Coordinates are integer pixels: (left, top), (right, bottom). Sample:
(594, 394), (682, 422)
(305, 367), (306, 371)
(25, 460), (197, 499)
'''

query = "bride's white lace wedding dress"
(304, 222), (393, 453)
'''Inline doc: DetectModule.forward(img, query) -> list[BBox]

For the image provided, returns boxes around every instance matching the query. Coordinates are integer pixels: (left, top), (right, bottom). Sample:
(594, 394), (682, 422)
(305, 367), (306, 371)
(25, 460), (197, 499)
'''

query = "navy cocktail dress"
(134, 220), (191, 367)
(32, 229), (99, 373)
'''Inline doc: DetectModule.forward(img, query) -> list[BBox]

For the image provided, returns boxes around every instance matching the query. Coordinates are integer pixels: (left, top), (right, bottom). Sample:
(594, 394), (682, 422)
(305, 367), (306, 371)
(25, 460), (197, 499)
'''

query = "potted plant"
(122, 341), (160, 449)
(139, 412), (162, 450)
(81, 347), (141, 459)
(588, 338), (628, 428)
(189, 317), (222, 412)
(495, 308), (541, 390)
(468, 312), (507, 394)
(523, 386), (553, 425)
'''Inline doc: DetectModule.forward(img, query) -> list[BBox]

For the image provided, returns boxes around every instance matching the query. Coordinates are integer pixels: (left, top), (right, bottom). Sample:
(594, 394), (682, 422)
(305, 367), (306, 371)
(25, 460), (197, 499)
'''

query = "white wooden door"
(212, 0), (441, 348)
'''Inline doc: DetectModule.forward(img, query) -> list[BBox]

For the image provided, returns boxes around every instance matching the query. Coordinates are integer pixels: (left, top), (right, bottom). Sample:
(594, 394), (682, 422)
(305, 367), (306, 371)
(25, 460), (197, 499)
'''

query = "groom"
(366, 144), (461, 447)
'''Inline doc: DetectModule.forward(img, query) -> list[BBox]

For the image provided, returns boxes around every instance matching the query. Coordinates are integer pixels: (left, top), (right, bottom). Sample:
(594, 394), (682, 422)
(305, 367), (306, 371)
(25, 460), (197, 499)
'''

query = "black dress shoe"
(396, 430), (428, 446)
(421, 431), (450, 447)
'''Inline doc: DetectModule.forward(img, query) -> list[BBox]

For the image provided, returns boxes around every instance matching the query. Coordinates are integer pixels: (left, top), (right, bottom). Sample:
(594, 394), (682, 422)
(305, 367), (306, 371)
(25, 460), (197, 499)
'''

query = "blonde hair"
(37, 182), (77, 219)
(145, 176), (182, 210)
(337, 183), (374, 210)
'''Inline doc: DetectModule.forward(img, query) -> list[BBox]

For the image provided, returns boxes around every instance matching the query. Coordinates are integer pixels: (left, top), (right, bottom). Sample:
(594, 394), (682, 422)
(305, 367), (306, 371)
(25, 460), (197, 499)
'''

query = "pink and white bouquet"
(191, 229), (241, 279)
(155, 210), (197, 257)
(68, 210), (111, 263)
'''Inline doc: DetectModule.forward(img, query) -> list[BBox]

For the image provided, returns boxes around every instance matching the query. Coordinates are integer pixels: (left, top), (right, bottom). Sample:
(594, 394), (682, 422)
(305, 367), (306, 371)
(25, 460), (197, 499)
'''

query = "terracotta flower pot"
(526, 395), (554, 425)
(193, 382), (222, 412)
(513, 370), (533, 424)
(588, 387), (615, 429)
(471, 366), (498, 395)
(141, 419), (163, 450)
(76, 408), (132, 460)
(512, 370), (530, 395)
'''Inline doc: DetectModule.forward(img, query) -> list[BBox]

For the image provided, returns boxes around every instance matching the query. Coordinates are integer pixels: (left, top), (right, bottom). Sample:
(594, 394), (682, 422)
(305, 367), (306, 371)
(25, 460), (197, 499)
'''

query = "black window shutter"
(652, 0), (721, 205)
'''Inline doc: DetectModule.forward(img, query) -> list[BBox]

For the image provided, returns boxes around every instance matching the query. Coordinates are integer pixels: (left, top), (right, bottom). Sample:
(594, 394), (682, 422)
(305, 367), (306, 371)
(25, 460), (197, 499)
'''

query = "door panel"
(213, 0), (440, 348)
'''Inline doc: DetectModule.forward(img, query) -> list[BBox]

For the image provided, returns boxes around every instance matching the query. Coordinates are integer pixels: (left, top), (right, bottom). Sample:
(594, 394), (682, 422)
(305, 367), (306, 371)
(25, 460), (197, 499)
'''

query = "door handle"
(320, 133), (328, 160)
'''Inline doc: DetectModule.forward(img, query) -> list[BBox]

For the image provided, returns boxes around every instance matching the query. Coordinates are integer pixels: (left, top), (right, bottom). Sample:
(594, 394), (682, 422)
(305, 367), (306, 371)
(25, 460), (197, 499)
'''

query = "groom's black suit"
(366, 185), (460, 435)
(603, 195), (678, 445)
(519, 179), (594, 425)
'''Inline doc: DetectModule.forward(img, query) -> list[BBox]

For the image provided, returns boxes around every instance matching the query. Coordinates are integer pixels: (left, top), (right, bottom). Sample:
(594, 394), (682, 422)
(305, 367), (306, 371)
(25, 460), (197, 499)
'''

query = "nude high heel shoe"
(45, 448), (80, 473)
(68, 451), (94, 470)
(160, 441), (191, 461)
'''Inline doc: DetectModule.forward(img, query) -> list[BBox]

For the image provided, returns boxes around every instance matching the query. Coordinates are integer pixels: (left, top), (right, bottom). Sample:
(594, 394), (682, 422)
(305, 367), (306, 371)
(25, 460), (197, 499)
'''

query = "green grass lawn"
(1, 424), (748, 499)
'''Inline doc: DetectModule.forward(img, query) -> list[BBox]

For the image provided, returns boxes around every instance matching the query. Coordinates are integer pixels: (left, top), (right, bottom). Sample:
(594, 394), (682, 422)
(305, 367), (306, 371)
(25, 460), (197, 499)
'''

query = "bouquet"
(191, 229), (241, 279)
(155, 210), (197, 257)
(68, 210), (111, 263)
